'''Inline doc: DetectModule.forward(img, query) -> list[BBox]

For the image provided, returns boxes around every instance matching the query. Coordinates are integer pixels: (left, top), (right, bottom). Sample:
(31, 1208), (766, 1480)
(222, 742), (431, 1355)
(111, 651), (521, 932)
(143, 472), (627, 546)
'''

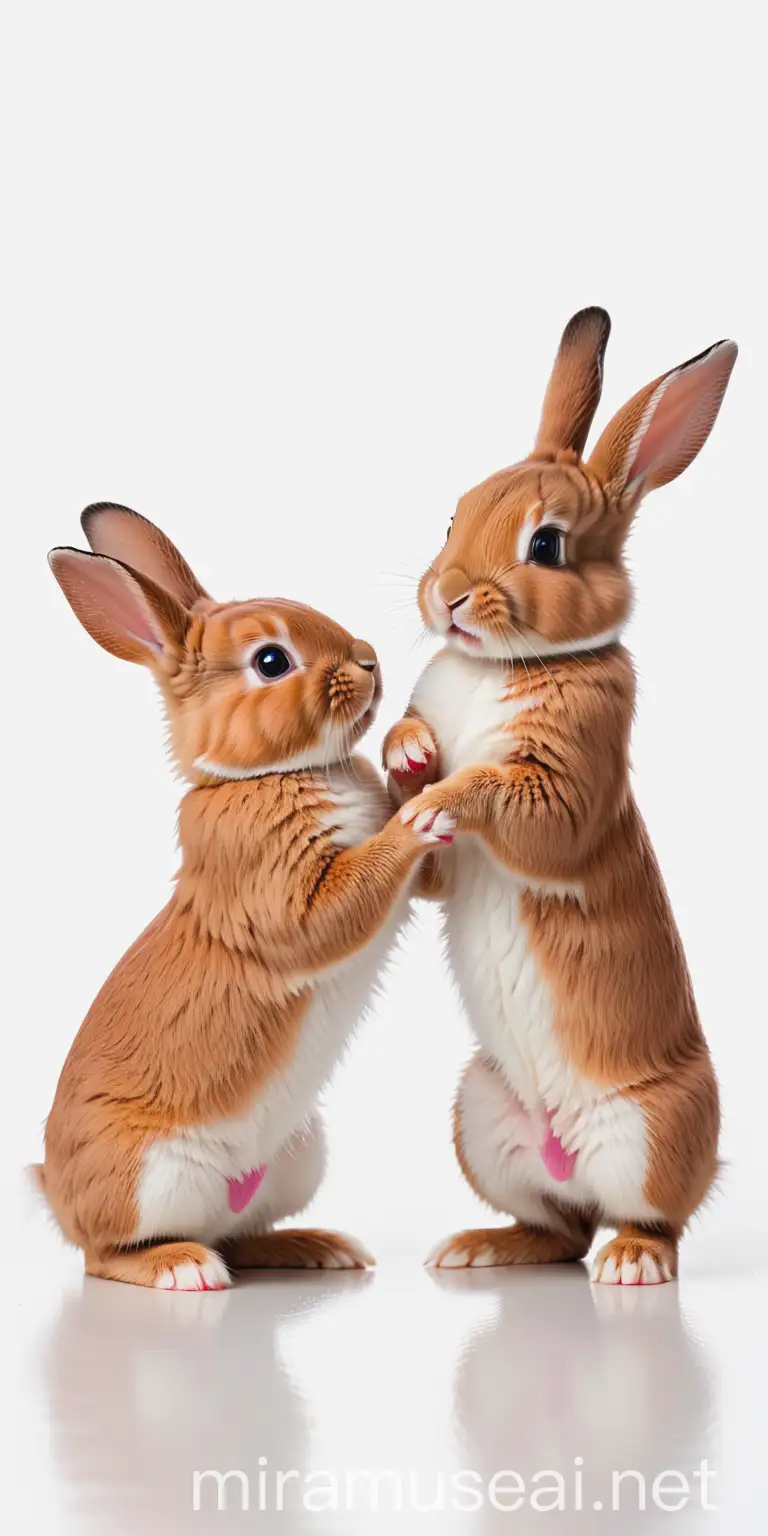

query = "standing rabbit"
(38, 504), (454, 1289)
(384, 309), (736, 1284)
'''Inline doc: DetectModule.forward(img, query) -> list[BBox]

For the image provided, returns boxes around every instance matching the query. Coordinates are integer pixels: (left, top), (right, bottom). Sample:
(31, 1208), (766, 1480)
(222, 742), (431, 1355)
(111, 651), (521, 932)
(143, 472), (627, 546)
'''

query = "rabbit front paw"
(403, 805), (457, 846)
(400, 775), (474, 839)
(384, 718), (438, 783)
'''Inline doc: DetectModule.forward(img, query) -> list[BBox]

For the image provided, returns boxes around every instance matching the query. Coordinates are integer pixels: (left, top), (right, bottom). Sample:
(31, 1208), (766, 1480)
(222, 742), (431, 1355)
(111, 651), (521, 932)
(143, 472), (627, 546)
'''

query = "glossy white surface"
(5, 1187), (766, 1535)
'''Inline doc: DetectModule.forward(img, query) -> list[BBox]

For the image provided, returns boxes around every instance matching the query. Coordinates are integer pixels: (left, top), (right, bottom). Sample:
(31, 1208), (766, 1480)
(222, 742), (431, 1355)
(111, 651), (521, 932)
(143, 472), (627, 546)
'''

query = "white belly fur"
(135, 768), (408, 1246)
(413, 649), (660, 1221)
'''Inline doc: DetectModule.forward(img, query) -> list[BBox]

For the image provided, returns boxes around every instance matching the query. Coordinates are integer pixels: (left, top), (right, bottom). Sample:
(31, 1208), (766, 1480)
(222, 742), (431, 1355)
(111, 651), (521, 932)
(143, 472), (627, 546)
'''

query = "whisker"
(560, 648), (593, 677)
(505, 617), (563, 695)
(343, 751), (363, 787)
(497, 629), (529, 689)
(516, 644), (532, 690)
(378, 604), (422, 622)
(406, 624), (432, 660)
(585, 648), (614, 682)
(374, 573), (422, 590)
(491, 561), (522, 587)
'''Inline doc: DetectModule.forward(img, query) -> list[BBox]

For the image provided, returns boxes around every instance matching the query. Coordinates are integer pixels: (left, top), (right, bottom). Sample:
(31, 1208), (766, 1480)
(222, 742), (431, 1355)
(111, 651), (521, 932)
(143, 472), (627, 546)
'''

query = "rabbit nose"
(353, 640), (378, 671)
(436, 569), (472, 610)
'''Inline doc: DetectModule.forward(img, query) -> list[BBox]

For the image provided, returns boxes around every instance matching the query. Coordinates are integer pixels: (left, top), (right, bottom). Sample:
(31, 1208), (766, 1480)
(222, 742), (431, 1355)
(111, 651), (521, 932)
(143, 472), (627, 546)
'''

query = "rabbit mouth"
(426, 579), (485, 647)
(448, 621), (482, 646)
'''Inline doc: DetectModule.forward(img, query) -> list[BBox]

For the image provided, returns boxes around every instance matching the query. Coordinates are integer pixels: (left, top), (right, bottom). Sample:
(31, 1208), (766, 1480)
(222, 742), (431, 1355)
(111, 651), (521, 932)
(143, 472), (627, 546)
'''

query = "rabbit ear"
(80, 503), (209, 608)
(48, 547), (189, 665)
(534, 307), (611, 458)
(588, 339), (737, 502)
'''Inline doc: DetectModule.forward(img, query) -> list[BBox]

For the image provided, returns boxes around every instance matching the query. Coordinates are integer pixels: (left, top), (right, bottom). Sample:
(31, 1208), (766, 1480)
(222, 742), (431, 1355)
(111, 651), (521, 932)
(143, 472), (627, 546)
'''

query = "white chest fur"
(411, 648), (657, 1222)
(412, 650), (537, 776)
(412, 652), (589, 1121)
(135, 765), (407, 1245)
(411, 650), (657, 1218)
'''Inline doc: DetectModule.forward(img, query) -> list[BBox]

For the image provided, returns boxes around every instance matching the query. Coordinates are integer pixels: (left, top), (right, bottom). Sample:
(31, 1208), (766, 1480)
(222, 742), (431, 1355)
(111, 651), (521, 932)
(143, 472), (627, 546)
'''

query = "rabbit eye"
(529, 528), (565, 567)
(253, 644), (294, 681)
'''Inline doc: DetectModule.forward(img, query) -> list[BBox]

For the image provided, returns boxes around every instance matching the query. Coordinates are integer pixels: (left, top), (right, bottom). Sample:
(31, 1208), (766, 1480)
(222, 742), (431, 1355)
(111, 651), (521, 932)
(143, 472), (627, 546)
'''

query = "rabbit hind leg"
(427, 1055), (597, 1269)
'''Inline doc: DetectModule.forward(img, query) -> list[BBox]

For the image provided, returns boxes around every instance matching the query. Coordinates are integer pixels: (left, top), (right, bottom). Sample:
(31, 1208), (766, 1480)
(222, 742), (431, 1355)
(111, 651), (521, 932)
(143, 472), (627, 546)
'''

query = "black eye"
(253, 645), (293, 680)
(529, 528), (564, 567)
(446, 515), (455, 541)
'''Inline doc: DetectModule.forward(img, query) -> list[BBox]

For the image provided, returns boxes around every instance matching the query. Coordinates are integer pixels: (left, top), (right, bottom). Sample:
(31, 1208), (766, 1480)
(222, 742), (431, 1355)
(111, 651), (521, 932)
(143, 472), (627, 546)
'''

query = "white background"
(1, 4), (766, 1531)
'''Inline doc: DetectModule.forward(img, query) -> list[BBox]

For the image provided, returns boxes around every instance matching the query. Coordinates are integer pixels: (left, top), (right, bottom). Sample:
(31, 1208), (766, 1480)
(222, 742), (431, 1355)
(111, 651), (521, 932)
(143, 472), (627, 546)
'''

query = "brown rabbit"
(384, 309), (736, 1284)
(37, 504), (455, 1289)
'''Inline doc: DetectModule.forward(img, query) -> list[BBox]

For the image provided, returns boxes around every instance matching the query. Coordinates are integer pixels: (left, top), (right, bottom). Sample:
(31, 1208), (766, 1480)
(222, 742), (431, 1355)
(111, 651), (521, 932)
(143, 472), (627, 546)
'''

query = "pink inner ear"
(628, 381), (683, 482)
(626, 345), (735, 490)
(75, 558), (165, 651)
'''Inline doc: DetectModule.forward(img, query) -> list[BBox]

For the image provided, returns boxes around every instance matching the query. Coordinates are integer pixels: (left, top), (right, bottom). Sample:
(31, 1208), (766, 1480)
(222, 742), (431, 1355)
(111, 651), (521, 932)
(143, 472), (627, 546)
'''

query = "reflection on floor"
(7, 1221), (766, 1534)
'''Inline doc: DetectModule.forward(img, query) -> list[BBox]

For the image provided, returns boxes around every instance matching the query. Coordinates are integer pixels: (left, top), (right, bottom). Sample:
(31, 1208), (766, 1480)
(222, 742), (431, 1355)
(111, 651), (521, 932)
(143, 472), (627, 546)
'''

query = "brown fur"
(221, 1230), (373, 1270)
(85, 1242), (229, 1289)
(389, 310), (737, 1271)
(432, 1221), (595, 1270)
(41, 506), (442, 1280)
(594, 1224), (679, 1282)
